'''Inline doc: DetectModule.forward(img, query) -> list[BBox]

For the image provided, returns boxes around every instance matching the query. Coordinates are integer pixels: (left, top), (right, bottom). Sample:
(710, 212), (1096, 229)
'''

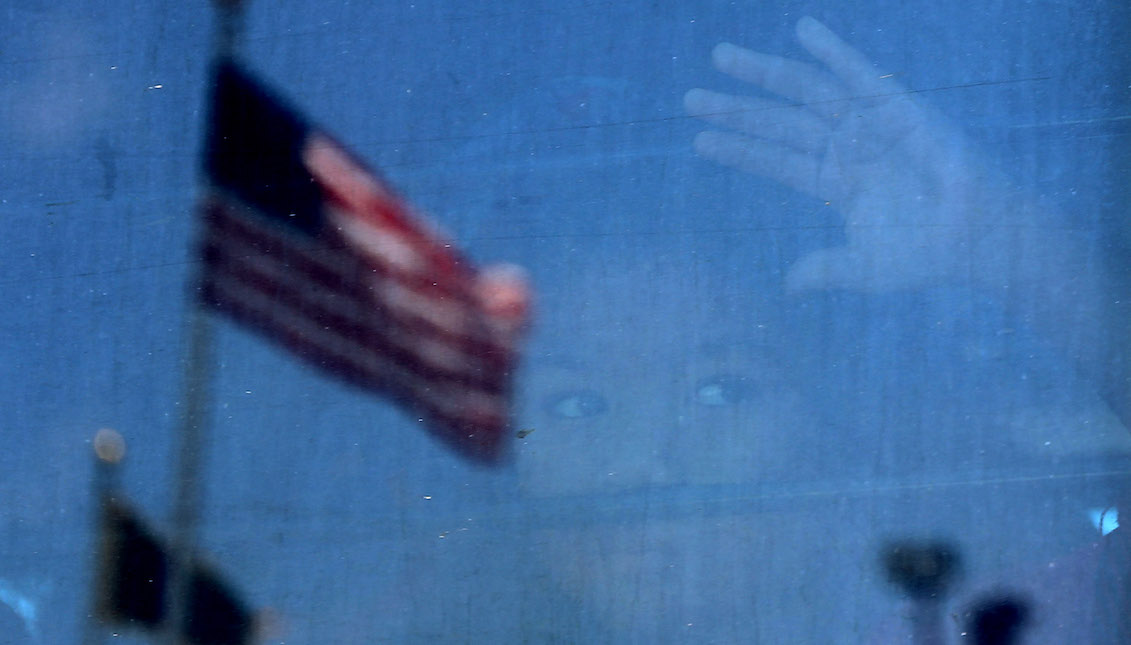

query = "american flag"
(198, 60), (530, 464)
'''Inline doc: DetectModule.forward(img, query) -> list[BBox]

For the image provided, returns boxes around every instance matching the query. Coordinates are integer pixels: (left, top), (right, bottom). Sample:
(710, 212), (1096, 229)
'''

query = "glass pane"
(3, 1), (1128, 643)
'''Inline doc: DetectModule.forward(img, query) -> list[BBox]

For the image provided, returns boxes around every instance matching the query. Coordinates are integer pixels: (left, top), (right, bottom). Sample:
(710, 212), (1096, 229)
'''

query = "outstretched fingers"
(683, 88), (831, 155)
(795, 16), (930, 137)
(795, 17), (890, 97)
(693, 130), (823, 198)
(710, 42), (850, 119)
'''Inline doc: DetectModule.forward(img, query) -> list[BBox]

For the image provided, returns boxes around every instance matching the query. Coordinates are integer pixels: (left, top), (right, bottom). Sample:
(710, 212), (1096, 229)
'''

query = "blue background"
(2, 1), (1129, 642)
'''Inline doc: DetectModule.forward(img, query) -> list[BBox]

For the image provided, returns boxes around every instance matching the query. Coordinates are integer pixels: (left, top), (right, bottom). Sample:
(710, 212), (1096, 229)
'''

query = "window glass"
(3, 1), (1128, 642)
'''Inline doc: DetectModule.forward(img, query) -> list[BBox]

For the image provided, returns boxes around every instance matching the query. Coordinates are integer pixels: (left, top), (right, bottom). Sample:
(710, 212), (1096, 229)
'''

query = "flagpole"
(165, 306), (216, 645)
(212, 0), (247, 59)
(164, 3), (249, 644)
(81, 429), (127, 645)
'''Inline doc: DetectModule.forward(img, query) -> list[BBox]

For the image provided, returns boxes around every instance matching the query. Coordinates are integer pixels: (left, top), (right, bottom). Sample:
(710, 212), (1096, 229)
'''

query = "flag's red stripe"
(203, 194), (511, 355)
(202, 198), (515, 367)
(200, 230), (509, 394)
(201, 255), (506, 396)
(202, 271), (507, 427)
(202, 230), (506, 388)
(203, 269), (507, 403)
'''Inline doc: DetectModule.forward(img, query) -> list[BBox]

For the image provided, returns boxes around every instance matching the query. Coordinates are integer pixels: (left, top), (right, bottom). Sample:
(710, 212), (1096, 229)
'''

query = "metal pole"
(81, 429), (127, 645)
(212, 0), (247, 60)
(165, 305), (217, 645)
(164, 5), (248, 643)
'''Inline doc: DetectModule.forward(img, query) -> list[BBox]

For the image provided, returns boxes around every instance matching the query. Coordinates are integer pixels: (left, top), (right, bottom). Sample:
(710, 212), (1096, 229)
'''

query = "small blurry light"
(544, 390), (608, 419)
(475, 265), (531, 324)
(253, 607), (286, 641)
(694, 374), (752, 407)
(1088, 507), (1119, 536)
(93, 428), (125, 464)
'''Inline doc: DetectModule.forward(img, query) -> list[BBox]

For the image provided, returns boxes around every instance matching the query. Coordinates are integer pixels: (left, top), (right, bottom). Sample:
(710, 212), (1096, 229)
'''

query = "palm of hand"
(816, 93), (990, 290)
(686, 17), (1001, 291)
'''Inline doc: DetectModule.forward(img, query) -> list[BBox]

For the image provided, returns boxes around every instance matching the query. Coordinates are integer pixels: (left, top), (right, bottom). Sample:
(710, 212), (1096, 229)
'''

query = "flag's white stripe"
(325, 203), (493, 335)
(331, 207), (425, 276)
(304, 133), (460, 278)
(375, 279), (475, 342)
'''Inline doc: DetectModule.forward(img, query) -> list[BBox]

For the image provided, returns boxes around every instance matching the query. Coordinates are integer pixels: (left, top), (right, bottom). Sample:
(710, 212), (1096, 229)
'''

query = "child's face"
(513, 237), (813, 496)
(505, 237), (865, 640)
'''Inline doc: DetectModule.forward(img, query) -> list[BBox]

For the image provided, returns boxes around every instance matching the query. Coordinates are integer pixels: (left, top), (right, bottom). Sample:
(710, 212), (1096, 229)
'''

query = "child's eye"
(694, 374), (753, 407)
(544, 390), (609, 419)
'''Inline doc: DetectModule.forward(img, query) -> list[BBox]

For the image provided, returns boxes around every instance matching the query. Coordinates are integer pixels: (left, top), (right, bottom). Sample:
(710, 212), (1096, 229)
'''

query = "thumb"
(784, 247), (876, 293)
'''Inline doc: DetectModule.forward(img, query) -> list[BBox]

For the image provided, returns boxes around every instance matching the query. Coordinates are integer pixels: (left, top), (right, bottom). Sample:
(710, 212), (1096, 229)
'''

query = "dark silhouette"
(882, 540), (962, 645)
(94, 499), (254, 645)
(962, 595), (1030, 645)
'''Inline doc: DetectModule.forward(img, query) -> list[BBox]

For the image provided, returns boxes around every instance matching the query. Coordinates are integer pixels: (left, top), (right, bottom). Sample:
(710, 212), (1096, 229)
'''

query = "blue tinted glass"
(3, 2), (1129, 643)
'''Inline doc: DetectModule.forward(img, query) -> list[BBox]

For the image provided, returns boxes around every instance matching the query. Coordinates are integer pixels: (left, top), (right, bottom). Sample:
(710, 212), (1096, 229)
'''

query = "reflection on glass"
(4, 4), (1128, 644)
